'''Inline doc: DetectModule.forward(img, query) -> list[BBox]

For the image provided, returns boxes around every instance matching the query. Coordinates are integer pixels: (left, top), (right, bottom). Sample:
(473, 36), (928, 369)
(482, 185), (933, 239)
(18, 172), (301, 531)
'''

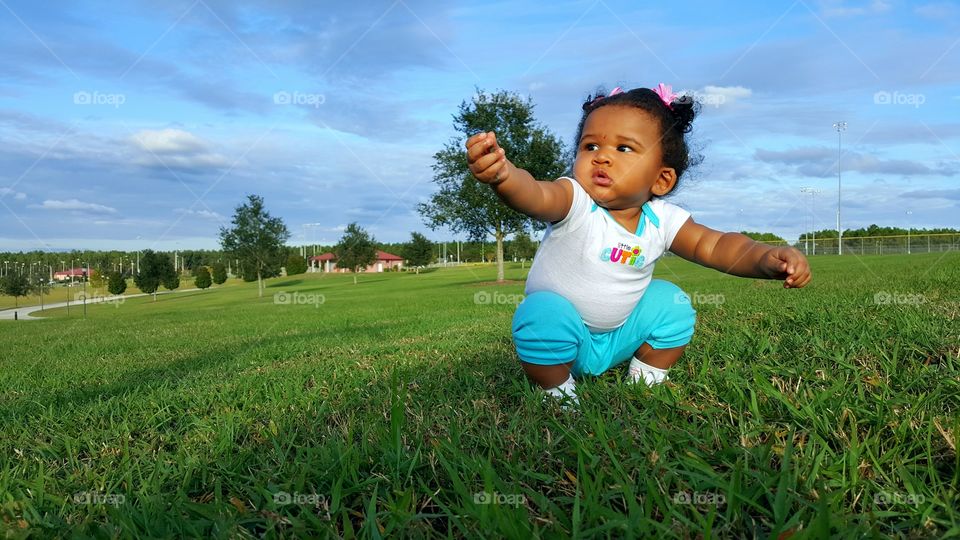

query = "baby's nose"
(592, 152), (611, 164)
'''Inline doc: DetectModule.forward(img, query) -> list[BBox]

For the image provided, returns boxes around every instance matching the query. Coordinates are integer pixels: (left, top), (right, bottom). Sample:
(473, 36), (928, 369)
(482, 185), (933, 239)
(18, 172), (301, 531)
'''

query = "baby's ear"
(651, 167), (678, 196)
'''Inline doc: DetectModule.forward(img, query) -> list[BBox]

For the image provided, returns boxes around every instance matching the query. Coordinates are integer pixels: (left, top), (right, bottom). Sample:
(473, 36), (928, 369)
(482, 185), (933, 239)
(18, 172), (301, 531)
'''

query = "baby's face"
(573, 105), (673, 210)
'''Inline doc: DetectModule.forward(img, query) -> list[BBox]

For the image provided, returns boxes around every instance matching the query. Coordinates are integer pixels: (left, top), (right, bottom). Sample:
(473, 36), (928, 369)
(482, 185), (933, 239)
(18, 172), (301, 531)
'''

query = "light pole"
(833, 121), (847, 255)
(83, 262), (88, 318)
(800, 187), (821, 255)
(906, 210), (912, 254)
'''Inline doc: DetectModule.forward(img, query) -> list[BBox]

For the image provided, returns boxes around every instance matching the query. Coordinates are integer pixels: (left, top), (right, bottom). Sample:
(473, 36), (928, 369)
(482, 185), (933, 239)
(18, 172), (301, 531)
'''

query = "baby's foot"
(542, 374), (579, 411)
(627, 357), (669, 386)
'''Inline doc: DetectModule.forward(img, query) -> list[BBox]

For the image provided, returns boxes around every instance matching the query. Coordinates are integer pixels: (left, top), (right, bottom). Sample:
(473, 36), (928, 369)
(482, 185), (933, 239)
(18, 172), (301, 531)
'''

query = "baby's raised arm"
(465, 131), (572, 223)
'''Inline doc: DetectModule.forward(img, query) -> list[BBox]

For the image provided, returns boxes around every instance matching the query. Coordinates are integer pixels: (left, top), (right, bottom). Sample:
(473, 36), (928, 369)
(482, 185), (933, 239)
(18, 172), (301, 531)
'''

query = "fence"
(795, 233), (960, 256)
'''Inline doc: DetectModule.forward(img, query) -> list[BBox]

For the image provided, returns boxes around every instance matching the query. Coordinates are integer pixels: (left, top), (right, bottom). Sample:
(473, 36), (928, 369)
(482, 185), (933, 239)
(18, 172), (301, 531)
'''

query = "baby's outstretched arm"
(465, 131), (571, 223)
(670, 218), (812, 288)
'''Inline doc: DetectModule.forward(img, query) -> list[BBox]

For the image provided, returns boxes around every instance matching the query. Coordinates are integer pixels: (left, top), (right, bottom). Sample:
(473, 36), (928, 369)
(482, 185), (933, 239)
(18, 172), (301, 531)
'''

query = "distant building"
(308, 250), (403, 273)
(53, 268), (87, 281)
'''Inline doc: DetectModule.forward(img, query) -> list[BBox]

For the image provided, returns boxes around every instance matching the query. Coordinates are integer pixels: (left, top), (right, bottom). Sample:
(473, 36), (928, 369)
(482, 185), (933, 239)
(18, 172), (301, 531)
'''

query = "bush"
(194, 267), (212, 290)
(107, 272), (127, 296)
(211, 262), (227, 285)
(285, 255), (308, 276)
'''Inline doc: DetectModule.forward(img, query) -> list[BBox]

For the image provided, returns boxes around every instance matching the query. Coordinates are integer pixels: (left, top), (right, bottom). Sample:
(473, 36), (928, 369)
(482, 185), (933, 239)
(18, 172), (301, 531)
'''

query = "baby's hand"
(466, 131), (509, 185)
(760, 247), (811, 288)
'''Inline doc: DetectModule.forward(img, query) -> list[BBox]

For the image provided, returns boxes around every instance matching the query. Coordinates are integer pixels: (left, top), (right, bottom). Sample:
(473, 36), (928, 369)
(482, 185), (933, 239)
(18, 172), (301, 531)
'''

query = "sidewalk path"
(0, 288), (201, 320)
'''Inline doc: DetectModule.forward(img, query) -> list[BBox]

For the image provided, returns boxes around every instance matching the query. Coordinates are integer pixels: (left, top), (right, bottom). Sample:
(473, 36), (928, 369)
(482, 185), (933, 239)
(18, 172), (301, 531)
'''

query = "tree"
(511, 231), (538, 261)
(107, 271), (127, 296)
(211, 262), (227, 285)
(88, 269), (105, 291)
(742, 232), (788, 244)
(162, 271), (180, 292)
(133, 250), (169, 301)
(219, 195), (291, 297)
(194, 266), (212, 290)
(334, 222), (377, 285)
(419, 89), (567, 282)
(402, 232), (434, 271)
(0, 273), (31, 308)
(285, 254), (308, 276)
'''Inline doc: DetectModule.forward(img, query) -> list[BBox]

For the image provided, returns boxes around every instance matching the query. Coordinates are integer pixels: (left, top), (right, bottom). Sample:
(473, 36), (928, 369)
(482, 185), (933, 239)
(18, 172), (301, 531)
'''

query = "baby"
(466, 84), (811, 407)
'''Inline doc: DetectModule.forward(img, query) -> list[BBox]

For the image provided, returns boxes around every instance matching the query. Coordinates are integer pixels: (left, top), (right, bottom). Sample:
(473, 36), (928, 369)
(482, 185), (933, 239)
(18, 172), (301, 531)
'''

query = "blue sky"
(0, 0), (957, 251)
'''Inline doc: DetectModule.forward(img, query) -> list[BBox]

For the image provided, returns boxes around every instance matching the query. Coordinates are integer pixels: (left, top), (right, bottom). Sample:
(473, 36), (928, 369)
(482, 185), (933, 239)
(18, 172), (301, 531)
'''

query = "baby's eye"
(584, 143), (598, 151)
(617, 145), (633, 152)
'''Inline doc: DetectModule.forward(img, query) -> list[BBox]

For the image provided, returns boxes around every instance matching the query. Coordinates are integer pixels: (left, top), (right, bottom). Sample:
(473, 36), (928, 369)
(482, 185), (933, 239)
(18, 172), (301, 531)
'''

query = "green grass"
(0, 254), (957, 538)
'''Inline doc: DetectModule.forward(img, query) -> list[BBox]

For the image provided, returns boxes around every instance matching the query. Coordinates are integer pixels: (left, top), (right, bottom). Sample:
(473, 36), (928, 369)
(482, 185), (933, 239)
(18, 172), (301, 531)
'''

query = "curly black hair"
(573, 86), (700, 196)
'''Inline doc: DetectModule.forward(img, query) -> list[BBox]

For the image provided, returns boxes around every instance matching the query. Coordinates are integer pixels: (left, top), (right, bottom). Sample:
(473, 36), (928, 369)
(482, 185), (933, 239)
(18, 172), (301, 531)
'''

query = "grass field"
(1, 254), (957, 538)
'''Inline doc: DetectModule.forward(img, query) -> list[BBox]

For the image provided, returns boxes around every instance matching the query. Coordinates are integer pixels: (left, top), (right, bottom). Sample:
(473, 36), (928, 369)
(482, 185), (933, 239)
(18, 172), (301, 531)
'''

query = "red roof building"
(53, 268), (88, 281)
(308, 250), (403, 273)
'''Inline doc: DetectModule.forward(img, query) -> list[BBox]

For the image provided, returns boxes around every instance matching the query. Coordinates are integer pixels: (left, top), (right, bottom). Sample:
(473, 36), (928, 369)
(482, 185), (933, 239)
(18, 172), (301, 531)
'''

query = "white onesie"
(524, 176), (691, 332)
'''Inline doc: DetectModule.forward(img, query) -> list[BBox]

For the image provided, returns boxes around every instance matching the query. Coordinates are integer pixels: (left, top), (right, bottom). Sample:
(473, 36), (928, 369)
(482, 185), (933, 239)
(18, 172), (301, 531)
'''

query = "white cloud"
(173, 208), (225, 221)
(130, 128), (230, 171)
(914, 2), (958, 19)
(679, 85), (753, 108)
(32, 199), (118, 214)
(0, 188), (26, 200)
(821, 0), (892, 17)
(131, 129), (208, 154)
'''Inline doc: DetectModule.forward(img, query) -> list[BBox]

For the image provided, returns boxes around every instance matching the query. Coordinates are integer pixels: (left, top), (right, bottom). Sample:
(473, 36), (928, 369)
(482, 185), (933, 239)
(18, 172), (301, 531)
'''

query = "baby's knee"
(512, 292), (585, 365)
(646, 281), (697, 347)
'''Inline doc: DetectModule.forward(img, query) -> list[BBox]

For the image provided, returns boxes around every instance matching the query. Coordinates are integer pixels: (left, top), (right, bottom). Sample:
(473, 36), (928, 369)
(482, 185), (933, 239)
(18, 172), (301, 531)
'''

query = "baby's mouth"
(592, 169), (613, 187)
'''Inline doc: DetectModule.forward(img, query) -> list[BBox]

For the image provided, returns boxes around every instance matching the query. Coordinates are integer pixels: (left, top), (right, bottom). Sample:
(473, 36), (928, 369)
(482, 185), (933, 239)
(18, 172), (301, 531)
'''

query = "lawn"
(0, 254), (957, 538)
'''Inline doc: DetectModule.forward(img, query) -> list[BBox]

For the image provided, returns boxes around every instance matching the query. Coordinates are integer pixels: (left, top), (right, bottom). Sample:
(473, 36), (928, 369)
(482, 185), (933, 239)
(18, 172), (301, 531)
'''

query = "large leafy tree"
(334, 222), (377, 285)
(402, 232), (434, 271)
(419, 89), (567, 282)
(219, 195), (290, 297)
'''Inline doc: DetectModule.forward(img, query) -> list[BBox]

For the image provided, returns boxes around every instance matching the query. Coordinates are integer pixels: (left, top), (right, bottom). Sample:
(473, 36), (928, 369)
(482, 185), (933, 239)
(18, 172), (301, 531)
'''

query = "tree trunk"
(353, 273), (357, 285)
(495, 221), (505, 283)
(257, 269), (263, 298)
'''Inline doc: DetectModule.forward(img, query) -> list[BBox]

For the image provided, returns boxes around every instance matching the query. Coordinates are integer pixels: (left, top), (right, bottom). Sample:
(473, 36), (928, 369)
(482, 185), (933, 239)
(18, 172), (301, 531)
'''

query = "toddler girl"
(465, 84), (811, 407)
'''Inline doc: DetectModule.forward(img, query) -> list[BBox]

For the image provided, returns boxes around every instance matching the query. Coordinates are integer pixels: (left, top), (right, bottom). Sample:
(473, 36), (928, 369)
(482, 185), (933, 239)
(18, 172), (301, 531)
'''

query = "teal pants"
(511, 279), (696, 377)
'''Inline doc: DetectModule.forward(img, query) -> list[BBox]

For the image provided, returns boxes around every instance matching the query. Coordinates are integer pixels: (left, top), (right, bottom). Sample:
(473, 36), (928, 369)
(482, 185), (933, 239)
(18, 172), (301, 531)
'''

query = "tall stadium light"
(801, 187), (821, 255)
(833, 121), (847, 255)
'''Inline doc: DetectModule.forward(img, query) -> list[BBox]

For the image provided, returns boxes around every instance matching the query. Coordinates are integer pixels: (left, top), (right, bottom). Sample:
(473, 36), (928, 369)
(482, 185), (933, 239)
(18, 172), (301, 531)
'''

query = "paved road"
(0, 288), (201, 320)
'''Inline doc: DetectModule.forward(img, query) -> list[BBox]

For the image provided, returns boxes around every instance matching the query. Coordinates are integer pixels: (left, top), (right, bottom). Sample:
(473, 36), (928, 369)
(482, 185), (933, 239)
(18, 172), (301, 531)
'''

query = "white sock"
(543, 373), (578, 405)
(628, 356), (669, 386)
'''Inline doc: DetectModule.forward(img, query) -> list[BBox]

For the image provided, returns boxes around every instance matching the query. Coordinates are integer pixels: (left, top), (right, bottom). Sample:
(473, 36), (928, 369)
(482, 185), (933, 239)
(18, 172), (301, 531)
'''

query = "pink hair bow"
(653, 83), (678, 109)
(590, 86), (624, 105)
